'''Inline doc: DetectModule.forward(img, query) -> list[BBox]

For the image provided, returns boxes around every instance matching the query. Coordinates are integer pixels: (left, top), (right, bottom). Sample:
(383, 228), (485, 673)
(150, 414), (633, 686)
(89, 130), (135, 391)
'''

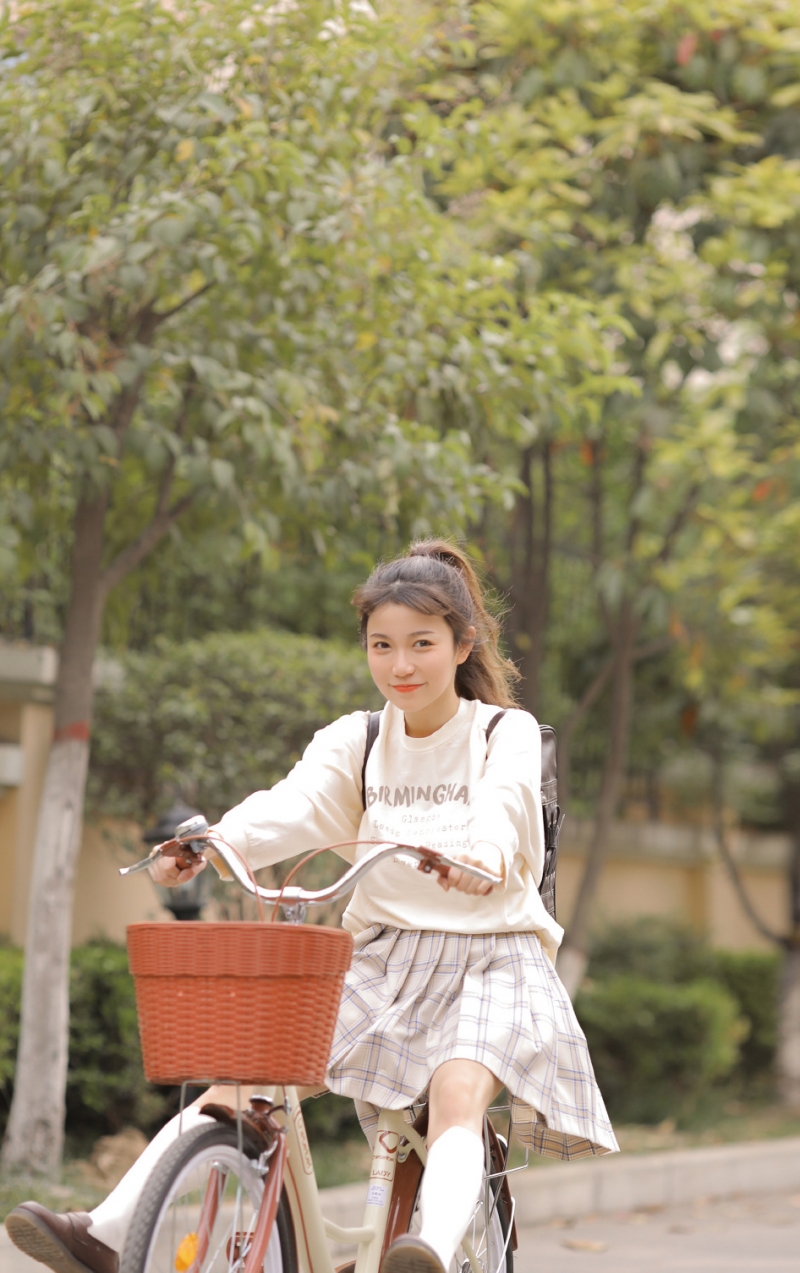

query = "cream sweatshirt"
(212, 697), (564, 960)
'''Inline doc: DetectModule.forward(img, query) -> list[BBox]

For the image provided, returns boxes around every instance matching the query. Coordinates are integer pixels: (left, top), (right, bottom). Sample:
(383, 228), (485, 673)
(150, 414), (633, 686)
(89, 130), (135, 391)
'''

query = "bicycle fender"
(199, 1102), (277, 1157)
(484, 1120), (518, 1252)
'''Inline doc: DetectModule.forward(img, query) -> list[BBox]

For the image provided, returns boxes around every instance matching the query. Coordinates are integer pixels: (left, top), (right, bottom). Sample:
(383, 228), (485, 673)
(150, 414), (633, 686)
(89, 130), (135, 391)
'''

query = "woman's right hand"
(148, 842), (208, 887)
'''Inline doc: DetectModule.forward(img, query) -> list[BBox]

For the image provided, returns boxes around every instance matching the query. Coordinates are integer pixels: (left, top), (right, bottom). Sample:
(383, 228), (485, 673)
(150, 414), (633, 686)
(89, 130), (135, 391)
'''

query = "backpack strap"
(486, 709), (507, 741)
(485, 709), (561, 921)
(361, 710), (382, 810)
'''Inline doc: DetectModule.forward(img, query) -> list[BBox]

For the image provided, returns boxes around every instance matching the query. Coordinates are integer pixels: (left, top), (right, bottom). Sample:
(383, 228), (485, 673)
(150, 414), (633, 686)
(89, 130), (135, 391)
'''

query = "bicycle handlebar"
(119, 814), (503, 911)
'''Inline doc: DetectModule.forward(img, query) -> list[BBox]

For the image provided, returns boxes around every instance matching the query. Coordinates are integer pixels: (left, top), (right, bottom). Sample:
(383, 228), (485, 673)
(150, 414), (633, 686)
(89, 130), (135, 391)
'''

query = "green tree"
(399, 0), (800, 995)
(0, 0), (516, 1174)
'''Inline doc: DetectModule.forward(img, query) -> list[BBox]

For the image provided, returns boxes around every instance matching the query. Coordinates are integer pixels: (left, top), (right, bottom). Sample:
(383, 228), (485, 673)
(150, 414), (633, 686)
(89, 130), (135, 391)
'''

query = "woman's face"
(365, 603), (473, 726)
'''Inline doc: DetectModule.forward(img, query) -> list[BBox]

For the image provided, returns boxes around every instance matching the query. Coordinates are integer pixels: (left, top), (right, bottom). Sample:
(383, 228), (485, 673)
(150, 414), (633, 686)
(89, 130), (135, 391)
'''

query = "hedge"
(0, 942), (168, 1139)
(87, 627), (380, 825)
(575, 974), (747, 1124)
(576, 919), (782, 1122)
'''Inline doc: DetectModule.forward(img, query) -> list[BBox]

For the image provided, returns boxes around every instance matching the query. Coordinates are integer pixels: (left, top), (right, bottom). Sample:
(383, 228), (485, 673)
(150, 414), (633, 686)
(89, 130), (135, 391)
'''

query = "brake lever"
(119, 839), (206, 877)
(413, 847), (502, 888)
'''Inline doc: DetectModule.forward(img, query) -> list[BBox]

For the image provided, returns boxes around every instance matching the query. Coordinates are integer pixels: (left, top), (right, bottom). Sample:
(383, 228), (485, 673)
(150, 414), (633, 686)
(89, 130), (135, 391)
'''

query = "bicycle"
(119, 817), (522, 1273)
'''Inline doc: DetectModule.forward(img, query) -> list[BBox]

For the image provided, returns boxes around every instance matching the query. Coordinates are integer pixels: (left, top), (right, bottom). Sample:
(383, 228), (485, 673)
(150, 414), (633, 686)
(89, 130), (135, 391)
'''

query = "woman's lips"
(392, 684), (422, 693)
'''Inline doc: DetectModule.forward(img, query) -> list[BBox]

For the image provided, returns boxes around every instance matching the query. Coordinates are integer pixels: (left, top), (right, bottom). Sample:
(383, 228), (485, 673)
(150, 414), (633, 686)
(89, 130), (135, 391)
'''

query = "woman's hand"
(148, 843), (208, 888)
(437, 845), (504, 896)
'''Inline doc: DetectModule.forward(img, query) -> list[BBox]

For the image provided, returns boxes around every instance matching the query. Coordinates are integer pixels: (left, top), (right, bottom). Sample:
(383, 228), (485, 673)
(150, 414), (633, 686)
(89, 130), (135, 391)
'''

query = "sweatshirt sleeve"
(467, 709), (544, 884)
(210, 711), (368, 871)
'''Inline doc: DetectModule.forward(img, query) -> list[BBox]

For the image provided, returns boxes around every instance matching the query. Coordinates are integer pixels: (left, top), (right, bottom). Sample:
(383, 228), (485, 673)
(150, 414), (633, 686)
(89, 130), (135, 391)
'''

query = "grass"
(0, 1163), (106, 1224)
(615, 1097), (800, 1155)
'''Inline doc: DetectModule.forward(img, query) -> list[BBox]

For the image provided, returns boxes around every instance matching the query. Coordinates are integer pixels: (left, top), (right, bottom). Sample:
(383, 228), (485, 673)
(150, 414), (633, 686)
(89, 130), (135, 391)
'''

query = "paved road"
(3, 1189), (800, 1271)
(516, 1189), (800, 1272)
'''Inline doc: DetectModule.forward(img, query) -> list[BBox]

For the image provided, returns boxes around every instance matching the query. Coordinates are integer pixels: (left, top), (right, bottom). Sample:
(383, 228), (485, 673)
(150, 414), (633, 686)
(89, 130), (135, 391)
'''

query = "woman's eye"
(414, 640), (432, 648)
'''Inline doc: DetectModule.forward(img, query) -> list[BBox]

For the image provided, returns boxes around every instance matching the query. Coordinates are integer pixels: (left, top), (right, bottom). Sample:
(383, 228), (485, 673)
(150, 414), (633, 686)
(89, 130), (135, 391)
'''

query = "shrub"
(712, 949), (780, 1080)
(67, 943), (169, 1135)
(586, 917), (717, 985)
(0, 943), (168, 1140)
(88, 627), (380, 824)
(575, 974), (746, 1125)
(585, 919), (781, 1088)
(0, 947), (24, 1131)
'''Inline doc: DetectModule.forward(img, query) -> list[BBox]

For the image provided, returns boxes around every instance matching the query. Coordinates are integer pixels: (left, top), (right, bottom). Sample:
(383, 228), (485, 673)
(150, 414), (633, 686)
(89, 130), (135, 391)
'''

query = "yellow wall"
(556, 836), (790, 951)
(0, 703), (22, 936)
(0, 694), (170, 946)
(9, 704), (55, 946)
(72, 820), (166, 945)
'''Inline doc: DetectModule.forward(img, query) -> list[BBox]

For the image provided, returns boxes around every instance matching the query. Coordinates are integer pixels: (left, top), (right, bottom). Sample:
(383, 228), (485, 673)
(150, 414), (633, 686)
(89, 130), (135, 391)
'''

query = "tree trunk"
(2, 494), (108, 1175)
(557, 603), (638, 998)
(777, 776), (800, 1105)
(509, 442), (552, 714)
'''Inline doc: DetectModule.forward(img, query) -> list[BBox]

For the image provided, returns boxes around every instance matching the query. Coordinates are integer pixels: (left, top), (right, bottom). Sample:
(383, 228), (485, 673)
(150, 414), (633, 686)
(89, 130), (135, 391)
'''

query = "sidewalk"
(515, 1189), (800, 1271)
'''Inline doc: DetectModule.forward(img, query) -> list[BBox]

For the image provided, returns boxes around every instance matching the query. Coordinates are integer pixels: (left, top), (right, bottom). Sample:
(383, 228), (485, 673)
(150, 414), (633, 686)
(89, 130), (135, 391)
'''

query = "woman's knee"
(428, 1060), (501, 1143)
(192, 1083), (257, 1109)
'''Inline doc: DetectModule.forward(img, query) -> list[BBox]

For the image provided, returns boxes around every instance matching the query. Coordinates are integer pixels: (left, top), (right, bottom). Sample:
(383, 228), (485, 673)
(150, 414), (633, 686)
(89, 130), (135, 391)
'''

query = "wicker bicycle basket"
(127, 922), (353, 1086)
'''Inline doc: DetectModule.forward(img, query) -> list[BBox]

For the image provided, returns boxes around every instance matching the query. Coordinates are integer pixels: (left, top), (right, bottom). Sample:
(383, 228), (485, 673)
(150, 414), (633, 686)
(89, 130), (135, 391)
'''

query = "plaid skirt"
(325, 926), (618, 1161)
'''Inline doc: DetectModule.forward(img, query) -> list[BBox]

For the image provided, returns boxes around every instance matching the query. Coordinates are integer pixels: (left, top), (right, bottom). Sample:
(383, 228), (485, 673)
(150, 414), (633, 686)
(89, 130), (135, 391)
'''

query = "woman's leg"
(6, 1085), (259, 1273)
(413, 1060), (501, 1270)
(87, 1084), (254, 1252)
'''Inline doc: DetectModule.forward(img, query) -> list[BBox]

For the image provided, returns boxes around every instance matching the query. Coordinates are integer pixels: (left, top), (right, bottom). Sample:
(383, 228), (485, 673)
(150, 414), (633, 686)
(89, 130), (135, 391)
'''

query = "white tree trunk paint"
(2, 737), (89, 1174)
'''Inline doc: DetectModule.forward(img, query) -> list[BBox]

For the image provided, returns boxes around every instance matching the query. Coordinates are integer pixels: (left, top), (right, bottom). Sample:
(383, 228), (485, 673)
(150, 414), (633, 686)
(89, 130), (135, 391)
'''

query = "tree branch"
(151, 280), (215, 326)
(633, 633), (675, 661)
(711, 750), (787, 949)
(654, 481), (702, 564)
(99, 485), (193, 599)
(557, 632), (674, 810)
(587, 436), (613, 634)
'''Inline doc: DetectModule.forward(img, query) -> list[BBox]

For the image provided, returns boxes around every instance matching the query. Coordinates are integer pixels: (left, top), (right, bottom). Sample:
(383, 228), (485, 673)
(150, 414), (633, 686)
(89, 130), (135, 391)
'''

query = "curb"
(319, 1135), (800, 1231)
(487, 1135), (800, 1225)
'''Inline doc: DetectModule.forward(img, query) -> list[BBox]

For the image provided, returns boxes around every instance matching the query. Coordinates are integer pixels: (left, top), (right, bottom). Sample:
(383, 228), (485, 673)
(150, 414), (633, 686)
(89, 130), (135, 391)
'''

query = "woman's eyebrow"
(368, 629), (436, 639)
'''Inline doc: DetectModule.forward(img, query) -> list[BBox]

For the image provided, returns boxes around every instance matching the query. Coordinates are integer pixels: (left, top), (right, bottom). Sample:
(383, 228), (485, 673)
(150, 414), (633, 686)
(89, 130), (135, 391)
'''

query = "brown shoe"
(380, 1235), (446, 1273)
(4, 1203), (118, 1273)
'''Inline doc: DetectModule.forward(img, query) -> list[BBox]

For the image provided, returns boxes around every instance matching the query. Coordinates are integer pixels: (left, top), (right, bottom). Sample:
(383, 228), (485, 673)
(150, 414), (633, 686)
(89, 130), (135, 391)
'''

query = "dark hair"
(353, 540), (520, 708)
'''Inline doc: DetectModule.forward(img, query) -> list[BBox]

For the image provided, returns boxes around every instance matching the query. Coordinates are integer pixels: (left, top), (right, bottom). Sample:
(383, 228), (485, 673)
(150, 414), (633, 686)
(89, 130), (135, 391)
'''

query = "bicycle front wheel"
(120, 1123), (297, 1273)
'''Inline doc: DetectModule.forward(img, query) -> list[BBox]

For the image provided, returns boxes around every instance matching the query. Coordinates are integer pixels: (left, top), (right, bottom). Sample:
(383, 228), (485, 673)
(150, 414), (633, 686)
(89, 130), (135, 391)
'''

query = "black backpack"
(360, 708), (562, 921)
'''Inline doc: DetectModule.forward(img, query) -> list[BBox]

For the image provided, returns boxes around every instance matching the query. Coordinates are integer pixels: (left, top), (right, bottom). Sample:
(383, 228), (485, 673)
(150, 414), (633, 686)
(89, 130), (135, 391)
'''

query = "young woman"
(6, 541), (617, 1273)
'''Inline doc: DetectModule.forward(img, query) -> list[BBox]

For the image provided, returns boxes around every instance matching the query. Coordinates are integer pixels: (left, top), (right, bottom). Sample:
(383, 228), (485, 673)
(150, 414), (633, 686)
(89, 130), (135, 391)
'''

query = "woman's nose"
(392, 650), (414, 677)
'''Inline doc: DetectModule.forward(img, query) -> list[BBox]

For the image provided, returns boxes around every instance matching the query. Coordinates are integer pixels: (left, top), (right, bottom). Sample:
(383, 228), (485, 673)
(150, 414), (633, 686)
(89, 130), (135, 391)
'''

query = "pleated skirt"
(325, 926), (618, 1160)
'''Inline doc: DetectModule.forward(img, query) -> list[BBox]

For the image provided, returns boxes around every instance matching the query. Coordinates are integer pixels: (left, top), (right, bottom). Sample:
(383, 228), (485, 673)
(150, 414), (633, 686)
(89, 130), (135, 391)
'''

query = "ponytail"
(352, 539), (520, 708)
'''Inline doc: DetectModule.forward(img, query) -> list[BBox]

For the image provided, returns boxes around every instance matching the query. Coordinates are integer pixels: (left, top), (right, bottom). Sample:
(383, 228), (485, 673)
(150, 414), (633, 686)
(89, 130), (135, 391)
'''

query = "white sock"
(88, 1105), (212, 1252)
(419, 1127), (485, 1270)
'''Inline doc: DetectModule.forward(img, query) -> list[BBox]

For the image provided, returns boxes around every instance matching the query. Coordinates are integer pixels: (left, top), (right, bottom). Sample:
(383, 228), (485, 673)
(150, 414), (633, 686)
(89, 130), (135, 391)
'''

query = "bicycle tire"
(120, 1122), (297, 1273)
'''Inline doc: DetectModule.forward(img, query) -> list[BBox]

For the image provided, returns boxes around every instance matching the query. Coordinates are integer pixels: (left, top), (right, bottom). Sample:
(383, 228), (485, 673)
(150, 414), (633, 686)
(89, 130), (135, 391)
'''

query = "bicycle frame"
(121, 828), (509, 1272)
(218, 1088), (422, 1273)
(222, 1088), (494, 1273)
